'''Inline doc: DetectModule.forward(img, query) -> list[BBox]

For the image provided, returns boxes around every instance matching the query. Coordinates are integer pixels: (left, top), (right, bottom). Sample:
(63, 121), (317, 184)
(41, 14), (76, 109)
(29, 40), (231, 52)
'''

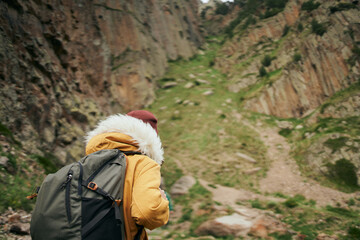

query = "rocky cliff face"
(214, 0), (360, 118)
(0, 0), (203, 162)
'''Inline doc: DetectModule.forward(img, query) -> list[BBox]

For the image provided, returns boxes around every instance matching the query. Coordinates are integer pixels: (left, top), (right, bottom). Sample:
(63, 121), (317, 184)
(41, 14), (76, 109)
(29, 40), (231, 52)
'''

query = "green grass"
(148, 37), (268, 191)
(30, 153), (62, 174)
(327, 159), (360, 190)
(319, 81), (360, 114)
(0, 152), (44, 212)
(281, 81), (360, 194)
(161, 156), (184, 190)
(238, 68), (283, 103)
(0, 122), (21, 146)
(146, 26), (360, 239)
(171, 181), (214, 236)
(0, 148), (63, 213)
(242, 195), (360, 239)
(280, 203), (360, 239)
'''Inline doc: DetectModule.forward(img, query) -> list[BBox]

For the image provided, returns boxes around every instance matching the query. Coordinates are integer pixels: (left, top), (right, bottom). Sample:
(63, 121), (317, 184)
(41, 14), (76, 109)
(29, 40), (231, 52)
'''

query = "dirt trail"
(243, 119), (357, 207)
(170, 116), (356, 208)
(199, 179), (284, 209)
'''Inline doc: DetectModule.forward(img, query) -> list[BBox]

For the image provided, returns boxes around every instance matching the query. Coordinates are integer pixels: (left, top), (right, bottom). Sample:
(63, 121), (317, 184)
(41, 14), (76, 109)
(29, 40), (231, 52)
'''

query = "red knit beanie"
(127, 110), (158, 134)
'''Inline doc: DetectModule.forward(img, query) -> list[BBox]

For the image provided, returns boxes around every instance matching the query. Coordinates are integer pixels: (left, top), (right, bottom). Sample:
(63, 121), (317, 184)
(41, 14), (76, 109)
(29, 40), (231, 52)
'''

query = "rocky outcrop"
(195, 207), (289, 238)
(320, 93), (360, 119)
(200, 2), (241, 36)
(0, 208), (31, 240)
(0, 0), (203, 161)
(217, 0), (302, 59)
(215, 0), (360, 118)
(301, 133), (360, 187)
(170, 175), (196, 197)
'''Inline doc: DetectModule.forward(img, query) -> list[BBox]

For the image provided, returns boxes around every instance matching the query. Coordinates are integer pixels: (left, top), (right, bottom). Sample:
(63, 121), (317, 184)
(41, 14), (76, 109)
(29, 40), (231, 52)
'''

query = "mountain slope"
(213, 0), (359, 118)
(146, 36), (360, 239)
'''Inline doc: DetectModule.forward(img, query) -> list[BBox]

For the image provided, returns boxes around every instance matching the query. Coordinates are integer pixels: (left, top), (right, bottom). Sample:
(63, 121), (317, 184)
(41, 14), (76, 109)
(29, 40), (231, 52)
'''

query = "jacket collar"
(85, 114), (164, 165)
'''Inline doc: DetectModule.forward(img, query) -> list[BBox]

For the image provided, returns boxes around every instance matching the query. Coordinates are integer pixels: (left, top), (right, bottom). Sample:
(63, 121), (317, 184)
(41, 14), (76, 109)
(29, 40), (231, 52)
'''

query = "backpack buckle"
(87, 182), (98, 191)
(114, 199), (122, 206)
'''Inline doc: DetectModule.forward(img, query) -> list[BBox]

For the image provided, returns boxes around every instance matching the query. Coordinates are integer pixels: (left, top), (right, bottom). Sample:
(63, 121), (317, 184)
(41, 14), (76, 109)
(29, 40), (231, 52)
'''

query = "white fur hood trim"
(85, 114), (164, 165)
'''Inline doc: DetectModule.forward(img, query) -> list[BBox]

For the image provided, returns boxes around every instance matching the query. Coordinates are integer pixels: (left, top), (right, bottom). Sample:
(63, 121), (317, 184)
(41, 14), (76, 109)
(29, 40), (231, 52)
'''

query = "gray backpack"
(30, 149), (131, 240)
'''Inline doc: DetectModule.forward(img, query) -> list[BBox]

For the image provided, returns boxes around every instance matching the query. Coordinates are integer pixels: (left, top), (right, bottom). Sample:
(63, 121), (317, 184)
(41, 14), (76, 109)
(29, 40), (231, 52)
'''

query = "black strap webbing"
(82, 182), (113, 200)
(82, 207), (112, 238)
(122, 151), (142, 155)
(134, 225), (144, 240)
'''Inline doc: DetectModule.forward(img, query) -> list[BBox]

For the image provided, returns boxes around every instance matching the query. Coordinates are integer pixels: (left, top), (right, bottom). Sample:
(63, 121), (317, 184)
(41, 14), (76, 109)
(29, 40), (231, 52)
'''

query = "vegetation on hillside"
(145, 34), (360, 239)
(0, 124), (45, 212)
(149, 37), (268, 191)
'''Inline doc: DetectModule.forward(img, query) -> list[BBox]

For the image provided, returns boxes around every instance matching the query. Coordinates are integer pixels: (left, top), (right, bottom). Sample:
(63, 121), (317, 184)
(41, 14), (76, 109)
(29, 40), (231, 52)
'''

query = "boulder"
(162, 82), (178, 89)
(185, 82), (195, 89)
(203, 90), (214, 96)
(276, 121), (293, 129)
(196, 207), (289, 238)
(0, 156), (9, 168)
(236, 152), (257, 164)
(170, 176), (196, 197)
(244, 167), (262, 175)
(10, 223), (30, 235)
(195, 213), (252, 237)
(316, 233), (339, 240)
(196, 79), (210, 84)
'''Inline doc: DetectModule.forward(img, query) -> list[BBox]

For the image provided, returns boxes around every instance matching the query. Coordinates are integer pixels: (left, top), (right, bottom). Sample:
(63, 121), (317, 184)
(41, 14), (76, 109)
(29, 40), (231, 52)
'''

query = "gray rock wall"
(0, 0), (203, 161)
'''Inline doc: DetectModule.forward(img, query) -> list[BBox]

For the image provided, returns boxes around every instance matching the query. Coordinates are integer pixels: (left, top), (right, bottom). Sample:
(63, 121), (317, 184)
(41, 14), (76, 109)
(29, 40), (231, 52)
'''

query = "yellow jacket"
(85, 114), (169, 239)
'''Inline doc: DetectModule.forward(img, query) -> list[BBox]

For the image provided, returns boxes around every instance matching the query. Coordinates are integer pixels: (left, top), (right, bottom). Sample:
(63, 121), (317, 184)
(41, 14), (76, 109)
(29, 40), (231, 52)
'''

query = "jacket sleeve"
(131, 160), (169, 230)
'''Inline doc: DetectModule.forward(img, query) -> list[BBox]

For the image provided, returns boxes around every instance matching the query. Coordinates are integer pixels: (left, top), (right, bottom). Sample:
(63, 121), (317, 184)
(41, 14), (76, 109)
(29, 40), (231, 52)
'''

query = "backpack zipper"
(61, 169), (73, 223)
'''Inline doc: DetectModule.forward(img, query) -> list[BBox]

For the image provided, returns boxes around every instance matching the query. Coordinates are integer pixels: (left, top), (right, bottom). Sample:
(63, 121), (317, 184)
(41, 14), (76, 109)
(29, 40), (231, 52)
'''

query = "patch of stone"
(185, 82), (195, 89)
(0, 156), (9, 168)
(203, 90), (214, 96)
(276, 120), (293, 129)
(170, 175), (196, 197)
(244, 167), (262, 175)
(162, 82), (178, 89)
(236, 152), (257, 164)
(316, 233), (339, 240)
(196, 79), (210, 85)
(0, 208), (31, 240)
(189, 74), (196, 79)
(195, 206), (289, 239)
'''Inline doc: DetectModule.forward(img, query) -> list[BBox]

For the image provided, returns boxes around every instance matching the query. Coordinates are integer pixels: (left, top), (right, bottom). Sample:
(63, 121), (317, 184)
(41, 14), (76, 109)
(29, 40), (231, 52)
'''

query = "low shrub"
(215, 2), (230, 15)
(326, 205), (358, 218)
(301, 0), (321, 12)
(324, 137), (348, 153)
(250, 199), (264, 209)
(284, 198), (298, 208)
(261, 55), (273, 67)
(259, 66), (267, 77)
(293, 53), (302, 62)
(279, 128), (292, 137)
(30, 153), (60, 174)
(265, 0), (288, 9)
(297, 23), (304, 32)
(348, 225), (360, 239)
(327, 159), (359, 188)
(282, 25), (290, 36)
(311, 19), (327, 36)
(330, 3), (357, 14)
